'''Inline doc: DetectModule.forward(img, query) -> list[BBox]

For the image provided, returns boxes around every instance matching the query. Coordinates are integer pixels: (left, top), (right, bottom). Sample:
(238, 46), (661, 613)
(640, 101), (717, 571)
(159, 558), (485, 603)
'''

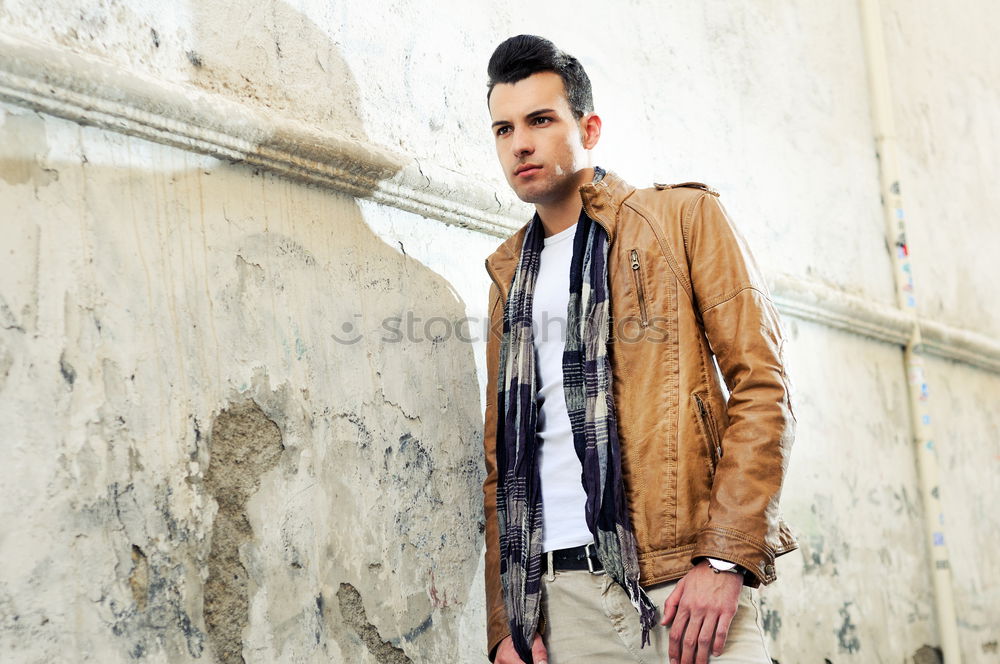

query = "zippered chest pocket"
(629, 248), (649, 328)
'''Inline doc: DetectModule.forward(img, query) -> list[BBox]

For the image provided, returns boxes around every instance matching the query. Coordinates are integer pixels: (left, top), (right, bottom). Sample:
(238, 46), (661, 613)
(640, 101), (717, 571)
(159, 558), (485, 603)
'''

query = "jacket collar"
(485, 170), (635, 300)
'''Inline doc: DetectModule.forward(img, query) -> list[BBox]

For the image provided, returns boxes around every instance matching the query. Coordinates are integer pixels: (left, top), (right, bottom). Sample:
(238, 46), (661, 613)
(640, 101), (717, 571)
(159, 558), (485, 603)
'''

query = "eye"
(495, 125), (511, 137)
(532, 116), (552, 126)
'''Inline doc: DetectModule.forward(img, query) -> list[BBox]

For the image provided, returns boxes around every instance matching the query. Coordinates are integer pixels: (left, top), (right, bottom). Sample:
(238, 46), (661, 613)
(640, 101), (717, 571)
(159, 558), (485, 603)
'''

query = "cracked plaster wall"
(0, 95), (496, 662)
(1, 1), (998, 663)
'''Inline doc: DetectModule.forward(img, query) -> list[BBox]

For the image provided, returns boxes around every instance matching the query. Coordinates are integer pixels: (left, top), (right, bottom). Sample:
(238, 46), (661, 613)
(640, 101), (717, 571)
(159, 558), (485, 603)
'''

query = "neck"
(535, 167), (593, 237)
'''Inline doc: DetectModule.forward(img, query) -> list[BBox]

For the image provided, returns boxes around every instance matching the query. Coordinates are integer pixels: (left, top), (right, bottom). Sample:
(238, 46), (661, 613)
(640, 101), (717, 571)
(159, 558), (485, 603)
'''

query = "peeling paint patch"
(337, 583), (413, 664)
(0, 112), (59, 188)
(0, 113), (59, 190)
(128, 545), (149, 611)
(204, 400), (284, 664)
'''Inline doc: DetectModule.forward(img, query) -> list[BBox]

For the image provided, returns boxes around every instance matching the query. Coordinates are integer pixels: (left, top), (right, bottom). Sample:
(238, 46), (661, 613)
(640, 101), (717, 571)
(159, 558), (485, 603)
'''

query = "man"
(481, 35), (797, 664)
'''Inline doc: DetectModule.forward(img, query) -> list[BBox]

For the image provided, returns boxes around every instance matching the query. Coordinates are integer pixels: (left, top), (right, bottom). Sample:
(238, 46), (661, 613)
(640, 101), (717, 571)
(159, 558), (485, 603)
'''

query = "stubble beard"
(511, 168), (579, 206)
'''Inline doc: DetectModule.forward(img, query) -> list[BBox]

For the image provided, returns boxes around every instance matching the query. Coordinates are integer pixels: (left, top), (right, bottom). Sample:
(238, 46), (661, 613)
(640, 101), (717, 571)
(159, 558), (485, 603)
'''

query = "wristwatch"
(705, 557), (744, 576)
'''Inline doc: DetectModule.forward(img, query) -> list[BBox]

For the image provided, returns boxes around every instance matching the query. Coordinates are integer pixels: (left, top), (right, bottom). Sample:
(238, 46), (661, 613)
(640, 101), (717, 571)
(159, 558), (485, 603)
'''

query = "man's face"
(488, 71), (594, 205)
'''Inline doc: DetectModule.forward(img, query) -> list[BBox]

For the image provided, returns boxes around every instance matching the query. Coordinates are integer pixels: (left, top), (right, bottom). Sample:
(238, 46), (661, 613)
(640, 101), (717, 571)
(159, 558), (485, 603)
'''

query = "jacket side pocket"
(692, 393), (721, 477)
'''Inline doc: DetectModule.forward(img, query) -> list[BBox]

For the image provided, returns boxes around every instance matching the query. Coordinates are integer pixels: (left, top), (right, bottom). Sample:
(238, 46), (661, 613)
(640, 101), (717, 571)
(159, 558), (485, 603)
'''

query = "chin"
(512, 179), (558, 205)
(513, 189), (548, 205)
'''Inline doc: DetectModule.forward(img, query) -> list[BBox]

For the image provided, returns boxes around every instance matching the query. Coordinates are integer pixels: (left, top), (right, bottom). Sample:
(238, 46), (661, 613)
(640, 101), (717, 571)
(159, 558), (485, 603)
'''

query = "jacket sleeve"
(684, 192), (796, 586)
(482, 283), (510, 660)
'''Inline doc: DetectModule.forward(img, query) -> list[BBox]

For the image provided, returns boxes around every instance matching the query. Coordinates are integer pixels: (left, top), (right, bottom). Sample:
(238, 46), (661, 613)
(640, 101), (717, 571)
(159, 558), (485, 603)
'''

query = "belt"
(542, 542), (605, 575)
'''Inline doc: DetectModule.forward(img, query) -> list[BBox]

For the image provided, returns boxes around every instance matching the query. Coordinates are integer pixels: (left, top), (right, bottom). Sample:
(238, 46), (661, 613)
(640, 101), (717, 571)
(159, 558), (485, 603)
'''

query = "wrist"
(701, 557), (745, 577)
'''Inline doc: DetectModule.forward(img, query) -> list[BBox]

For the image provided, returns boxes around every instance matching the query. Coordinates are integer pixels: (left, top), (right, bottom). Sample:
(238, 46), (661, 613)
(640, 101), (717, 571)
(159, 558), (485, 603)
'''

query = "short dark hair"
(486, 35), (594, 119)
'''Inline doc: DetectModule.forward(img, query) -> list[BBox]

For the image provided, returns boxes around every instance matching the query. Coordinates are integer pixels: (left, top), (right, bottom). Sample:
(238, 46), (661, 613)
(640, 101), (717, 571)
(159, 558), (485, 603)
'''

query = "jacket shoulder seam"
(681, 192), (712, 259)
(654, 181), (720, 196)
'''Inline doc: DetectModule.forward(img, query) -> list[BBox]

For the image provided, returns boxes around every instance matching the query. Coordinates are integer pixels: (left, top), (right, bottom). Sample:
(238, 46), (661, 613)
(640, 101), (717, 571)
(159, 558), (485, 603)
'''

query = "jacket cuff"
(488, 635), (507, 663)
(487, 613), (546, 661)
(693, 526), (777, 587)
(486, 607), (509, 663)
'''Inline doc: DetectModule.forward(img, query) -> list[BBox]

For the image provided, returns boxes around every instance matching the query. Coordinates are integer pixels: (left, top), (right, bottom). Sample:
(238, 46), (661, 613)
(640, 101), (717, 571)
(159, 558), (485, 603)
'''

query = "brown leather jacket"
(481, 171), (797, 657)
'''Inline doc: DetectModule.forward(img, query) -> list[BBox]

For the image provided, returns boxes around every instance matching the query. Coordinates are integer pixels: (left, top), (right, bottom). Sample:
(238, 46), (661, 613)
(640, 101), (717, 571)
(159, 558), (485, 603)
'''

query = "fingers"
(677, 613), (703, 664)
(531, 633), (548, 664)
(661, 576), (685, 626)
(694, 614), (719, 664)
(667, 603), (689, 664)
(712, 608), (735, 657)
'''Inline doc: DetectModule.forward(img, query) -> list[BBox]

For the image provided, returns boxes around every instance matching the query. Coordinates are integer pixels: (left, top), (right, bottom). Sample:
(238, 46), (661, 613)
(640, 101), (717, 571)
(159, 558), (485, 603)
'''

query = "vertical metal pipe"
(857, 1), (962, 661)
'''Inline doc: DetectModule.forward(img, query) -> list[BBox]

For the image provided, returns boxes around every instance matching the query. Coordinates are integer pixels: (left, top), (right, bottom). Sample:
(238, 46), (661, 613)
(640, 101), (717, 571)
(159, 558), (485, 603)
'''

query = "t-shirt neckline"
(544, 222), (577, 247)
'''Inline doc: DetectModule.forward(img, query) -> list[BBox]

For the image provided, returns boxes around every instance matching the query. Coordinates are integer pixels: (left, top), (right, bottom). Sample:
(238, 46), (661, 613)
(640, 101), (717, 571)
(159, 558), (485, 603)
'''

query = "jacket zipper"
(581, 195), (612, 242)
(630, 249), (649, 327)
(693, 393), (722, 469)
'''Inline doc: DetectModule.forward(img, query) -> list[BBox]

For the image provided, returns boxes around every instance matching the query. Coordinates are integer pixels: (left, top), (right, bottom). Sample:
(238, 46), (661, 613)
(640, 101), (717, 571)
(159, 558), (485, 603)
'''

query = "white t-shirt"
(532, 222), (594, 552)
(528, 217), (737, 570)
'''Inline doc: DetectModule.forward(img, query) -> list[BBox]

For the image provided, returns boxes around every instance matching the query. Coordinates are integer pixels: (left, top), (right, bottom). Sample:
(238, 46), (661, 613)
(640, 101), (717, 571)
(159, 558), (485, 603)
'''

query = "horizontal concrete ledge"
(0, 32), (530, 238)
(2, 32), (998, 374)
(771, 275), (1000, 373)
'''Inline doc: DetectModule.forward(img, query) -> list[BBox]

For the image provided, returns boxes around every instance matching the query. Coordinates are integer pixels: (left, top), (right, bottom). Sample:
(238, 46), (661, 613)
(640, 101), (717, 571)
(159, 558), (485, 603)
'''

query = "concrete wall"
(0, 1), (997, 662)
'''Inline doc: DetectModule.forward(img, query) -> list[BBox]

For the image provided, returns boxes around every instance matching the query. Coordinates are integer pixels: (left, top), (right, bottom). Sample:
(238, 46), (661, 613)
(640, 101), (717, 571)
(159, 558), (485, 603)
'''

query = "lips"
(515, 163), (542, 177)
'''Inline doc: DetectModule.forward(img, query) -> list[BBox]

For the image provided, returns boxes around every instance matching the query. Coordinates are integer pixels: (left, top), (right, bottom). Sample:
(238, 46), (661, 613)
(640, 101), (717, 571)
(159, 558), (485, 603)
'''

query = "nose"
(511, 128), (533, 158)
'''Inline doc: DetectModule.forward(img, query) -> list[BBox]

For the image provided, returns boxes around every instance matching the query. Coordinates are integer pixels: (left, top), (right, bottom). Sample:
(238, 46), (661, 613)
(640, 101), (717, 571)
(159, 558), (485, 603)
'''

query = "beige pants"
(540, 569), (771, 663)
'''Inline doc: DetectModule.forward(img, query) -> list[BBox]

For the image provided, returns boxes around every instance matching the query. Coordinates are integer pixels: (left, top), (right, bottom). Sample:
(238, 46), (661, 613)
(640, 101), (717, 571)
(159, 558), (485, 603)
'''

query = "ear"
(579, 112), (602, 150)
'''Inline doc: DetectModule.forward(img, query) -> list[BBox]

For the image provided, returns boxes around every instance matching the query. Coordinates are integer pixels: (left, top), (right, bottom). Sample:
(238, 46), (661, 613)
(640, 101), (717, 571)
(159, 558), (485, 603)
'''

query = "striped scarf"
(495, 183), (656, 663)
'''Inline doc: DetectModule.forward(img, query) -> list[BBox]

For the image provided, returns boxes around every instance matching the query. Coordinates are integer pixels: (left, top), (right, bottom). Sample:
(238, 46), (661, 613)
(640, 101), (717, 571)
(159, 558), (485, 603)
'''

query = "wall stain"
(337, 582), (413, 664)
(0, 342), (13, 394)
(398, 614), (433, 643)
(428, 569), (449, 609)
(837, 602), (860, 653)
(314, 595), (324, 644)
(0, 296), (25, 331)
(204, 400), (284, 664)
(760, 605), (781, 640)
(912, 644), (943, 663)
(59, 351), (76, 386)
(91, 482), (206, 660)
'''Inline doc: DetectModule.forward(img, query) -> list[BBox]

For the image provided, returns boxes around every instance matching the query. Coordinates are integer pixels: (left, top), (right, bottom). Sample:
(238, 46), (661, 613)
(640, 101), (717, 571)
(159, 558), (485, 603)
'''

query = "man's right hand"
(495, 633), (547, 664)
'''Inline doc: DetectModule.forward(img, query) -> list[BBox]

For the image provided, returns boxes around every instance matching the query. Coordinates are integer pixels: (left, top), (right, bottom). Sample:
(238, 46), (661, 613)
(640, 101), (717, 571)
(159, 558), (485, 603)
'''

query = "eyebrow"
(491, 108), (557, 129)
